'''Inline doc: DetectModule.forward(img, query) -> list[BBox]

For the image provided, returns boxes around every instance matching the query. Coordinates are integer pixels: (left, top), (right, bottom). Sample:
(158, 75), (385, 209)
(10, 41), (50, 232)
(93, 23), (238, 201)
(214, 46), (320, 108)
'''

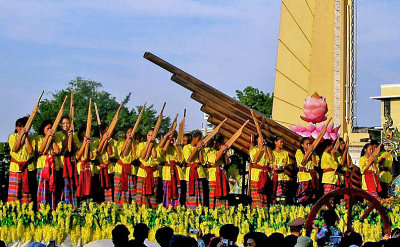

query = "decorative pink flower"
(300, 92), (328, 123)
(290, 122), (340, 141)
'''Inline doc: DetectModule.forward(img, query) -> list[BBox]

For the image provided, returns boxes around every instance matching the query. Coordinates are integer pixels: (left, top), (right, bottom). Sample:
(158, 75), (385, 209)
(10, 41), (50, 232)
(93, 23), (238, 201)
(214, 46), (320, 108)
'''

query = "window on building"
(384, 99), (391, 116)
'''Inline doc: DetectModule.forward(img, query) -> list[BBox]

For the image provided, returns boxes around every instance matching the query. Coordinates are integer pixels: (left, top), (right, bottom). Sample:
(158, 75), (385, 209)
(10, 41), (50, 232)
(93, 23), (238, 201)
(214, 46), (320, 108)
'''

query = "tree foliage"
(33, 77), (171, 137)
(235, 86), (273, 117)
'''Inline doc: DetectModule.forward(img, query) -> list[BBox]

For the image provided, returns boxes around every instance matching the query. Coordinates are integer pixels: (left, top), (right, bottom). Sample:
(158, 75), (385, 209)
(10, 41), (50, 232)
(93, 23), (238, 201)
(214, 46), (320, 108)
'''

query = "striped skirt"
(62, 178), (77, 208)
(37, 168), (57, 209)
(323, 183), (339, 194)
(136, 176), (160, 209)
(114, 173), (136, 206)
(7, 172), (32, 203)
(296, 180), (315, 204)
(185, 179), (204, 209)
(276, 180), (288, 198)
(162, 180), (181, 208)
(250, 180), (268, 207)
(208, 181), (228, 209)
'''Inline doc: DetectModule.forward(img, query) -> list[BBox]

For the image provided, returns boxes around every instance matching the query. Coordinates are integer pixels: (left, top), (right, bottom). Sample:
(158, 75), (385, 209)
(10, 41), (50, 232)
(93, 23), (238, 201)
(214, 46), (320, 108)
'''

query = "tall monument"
(272, 0), (367, 148)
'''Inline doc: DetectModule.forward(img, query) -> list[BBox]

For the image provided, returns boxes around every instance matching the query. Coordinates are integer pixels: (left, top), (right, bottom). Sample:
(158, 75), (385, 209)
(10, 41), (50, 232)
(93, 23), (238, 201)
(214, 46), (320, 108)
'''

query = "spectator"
(384, 238), (400, 247)
(269, 232), (285, 246)
(156, 227), (174, 247)
(0, 241), (5, 247)
(339, 232), (363, 247)
(243, 232), (268, 247)
(169, 235), (198, 247)
(390, 228), (400, 239)
(314, 209), (342, 247)
(202, 233), (216, 247)
(295, 237), (313, 247)
(209, 237), (221, 247)
(219, 224), (239, 246)
(129, 223), (149, 247)
(286, 217), (305, 247)
(112, 225), (130, 247)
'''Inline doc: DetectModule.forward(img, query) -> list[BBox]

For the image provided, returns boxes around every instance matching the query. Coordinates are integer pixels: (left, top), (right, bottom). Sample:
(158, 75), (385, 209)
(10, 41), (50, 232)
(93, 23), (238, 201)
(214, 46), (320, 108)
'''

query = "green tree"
(33, 77), (170, 137)
(235, 86), (273, 117)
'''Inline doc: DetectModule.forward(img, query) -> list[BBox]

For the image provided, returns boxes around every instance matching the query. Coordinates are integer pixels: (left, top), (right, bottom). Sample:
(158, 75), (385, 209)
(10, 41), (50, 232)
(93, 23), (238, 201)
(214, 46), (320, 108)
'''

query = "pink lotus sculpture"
(300, 92), (328, 123)
(290, 122), (340, 141)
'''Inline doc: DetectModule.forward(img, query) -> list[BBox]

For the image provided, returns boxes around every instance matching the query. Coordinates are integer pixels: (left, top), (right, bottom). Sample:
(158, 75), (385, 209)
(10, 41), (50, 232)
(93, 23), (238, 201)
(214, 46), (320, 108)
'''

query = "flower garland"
(0, 199), (397, 245)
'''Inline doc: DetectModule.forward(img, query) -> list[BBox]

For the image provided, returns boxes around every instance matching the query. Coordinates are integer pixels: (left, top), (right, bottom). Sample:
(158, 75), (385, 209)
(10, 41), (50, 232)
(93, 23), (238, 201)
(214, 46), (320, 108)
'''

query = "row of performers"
(8, 116), (393, 209)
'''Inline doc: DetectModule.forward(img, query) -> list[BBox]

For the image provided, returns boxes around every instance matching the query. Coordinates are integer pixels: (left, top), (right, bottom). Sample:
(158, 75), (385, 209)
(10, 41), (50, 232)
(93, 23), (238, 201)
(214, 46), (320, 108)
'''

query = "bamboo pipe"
(143, 52), (301, 142)
(217, 129), (249, 153)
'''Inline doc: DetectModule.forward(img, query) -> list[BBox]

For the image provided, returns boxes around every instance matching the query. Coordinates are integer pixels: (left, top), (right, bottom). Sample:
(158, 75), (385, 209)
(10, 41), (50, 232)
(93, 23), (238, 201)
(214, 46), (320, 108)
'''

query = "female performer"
(248, 134), (272, 207)
(8, 117), (35, 203)
(295, 137), (320, 205)
(203, 135), (229, 208)
(36, 120), (62, 209)
(183, 131), (206, 209)
(136, 129), (162, 208)
(271, 136), (290, 204)
(359, 143), (381, 197)
(114, 128), (137, 205)
(160, 130), (185, 208)
(320, 139), (340, 194)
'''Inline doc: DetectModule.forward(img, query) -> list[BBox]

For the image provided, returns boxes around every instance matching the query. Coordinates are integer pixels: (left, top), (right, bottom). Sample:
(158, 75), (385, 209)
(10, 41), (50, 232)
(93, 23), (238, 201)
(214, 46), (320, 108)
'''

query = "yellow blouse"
(379, 151), (393, 183)
(321, 152), (339, 185)
(295, 149), (320, 182)
(93, 137), (117, 174)
(183, 144), (206, 180)
(203, 147), (224, 182)
(161, 145), (185, 181)
(76, 139), (98, 176)
(272, 150), (290, 181)
(56, 131), (80, 166)
(8, 133), (36, 172)
(36, 135), (63, 170)
(136, 142), (161, 178)
(114, 139), (138, 175)
(249, 146), (270, 182)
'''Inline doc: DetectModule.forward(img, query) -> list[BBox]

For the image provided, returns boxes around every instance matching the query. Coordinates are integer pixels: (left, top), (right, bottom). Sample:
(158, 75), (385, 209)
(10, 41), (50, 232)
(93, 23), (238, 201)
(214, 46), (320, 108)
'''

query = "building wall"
(380, 84), (400, 127)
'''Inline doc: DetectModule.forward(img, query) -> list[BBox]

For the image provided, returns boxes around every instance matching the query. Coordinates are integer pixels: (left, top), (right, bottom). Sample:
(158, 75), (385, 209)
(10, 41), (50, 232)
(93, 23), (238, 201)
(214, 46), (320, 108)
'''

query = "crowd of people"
(6, 111), (394, 210)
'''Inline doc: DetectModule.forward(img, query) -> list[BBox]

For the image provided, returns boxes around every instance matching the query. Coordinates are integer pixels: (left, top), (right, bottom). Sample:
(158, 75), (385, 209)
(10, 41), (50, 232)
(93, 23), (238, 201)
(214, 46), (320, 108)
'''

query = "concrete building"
(371, 84), (400, 128)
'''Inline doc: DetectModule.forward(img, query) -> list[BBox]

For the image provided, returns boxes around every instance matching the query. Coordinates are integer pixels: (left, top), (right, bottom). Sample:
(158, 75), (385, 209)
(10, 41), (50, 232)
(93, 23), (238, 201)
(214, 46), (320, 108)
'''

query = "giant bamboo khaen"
(40, 95), (68, 154)
(217, 129), (249, 154)
(68, 90), (75, 152)
(177, 109), (186, 145)
(97, 103), (123, 154)
(195, 93), (299, 151)
(121, 102), (147, 157)
(16, 90), (44, 149)
(163, 113), (179, 151)
(301, 118), (332, 165)
(143, 52), (302, 142)
(83, 99), (92, 160)
(144, 102), (166, 161)
(215, 120), (249, 161)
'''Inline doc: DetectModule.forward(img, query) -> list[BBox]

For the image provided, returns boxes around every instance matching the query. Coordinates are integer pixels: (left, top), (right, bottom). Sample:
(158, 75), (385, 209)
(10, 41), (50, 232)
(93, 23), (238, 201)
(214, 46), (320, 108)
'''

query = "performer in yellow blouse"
(271, 136), (290, 204)
(203, 135), (229, 209)
(93, 125), (117, 203)
(378, 148), (393, 198)
(320, 139), (340, 194)
(75, 126), (97, 200)
(36, 120), (62, 209)
(248, 134), (273, 207)
(359, 143), (381, 197)
(8, 117), (36, 204)
(136, 129), (162, 209)
(183, 130), (206, 209)
(160, 130), (185, 208)
(114, 128), (137, 206)
(58, 116), (80, 207)
(295, 137), (320, 205)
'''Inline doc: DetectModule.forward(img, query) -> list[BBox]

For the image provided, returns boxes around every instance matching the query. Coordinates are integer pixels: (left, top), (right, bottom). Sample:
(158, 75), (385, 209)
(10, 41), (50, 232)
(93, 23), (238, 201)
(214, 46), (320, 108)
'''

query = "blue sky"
(0, 0), (399, 141)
